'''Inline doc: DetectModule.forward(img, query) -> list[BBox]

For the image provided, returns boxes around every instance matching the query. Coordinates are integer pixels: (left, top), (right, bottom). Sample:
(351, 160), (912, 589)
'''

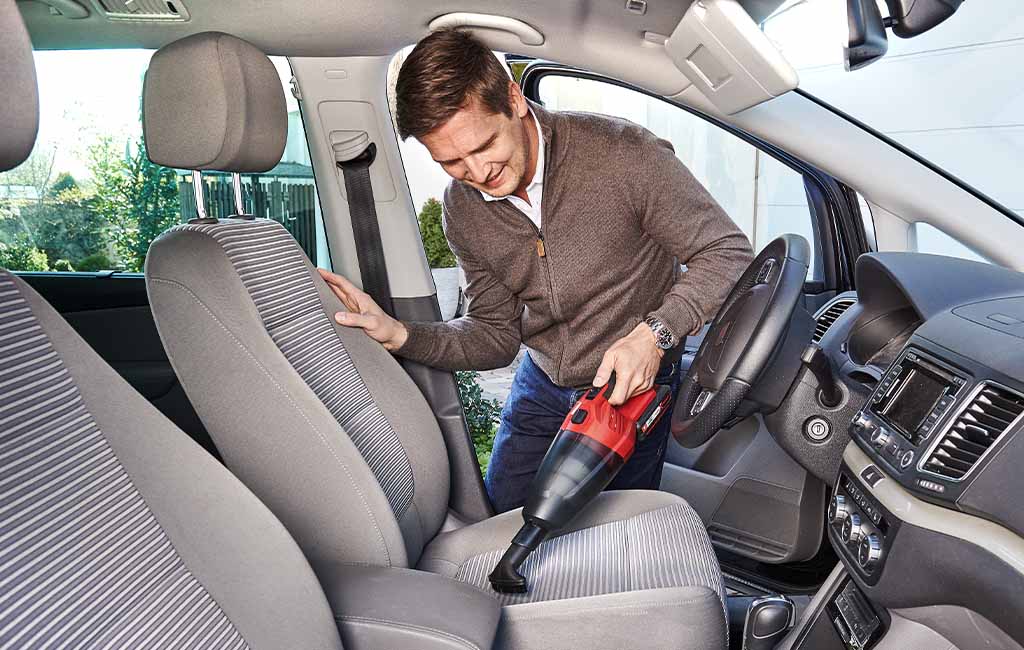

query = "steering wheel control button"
(691, 389), (713, 415)
(858, 533), (883, 572)
(756, 258), (776, 283)
(828, 494), (850, 524)
(804, 417), (831, 442)
(899, 449), (915, 469)
(842, 513), (865, 545)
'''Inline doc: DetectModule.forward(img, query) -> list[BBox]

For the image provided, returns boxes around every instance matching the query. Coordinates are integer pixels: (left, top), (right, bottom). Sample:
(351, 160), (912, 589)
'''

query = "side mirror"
(845, 0), (888, 71)
(884, 0), (964, 38)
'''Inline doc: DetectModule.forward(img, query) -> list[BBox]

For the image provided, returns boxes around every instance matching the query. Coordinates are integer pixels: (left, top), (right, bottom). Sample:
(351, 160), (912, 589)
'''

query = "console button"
(829, 494), (850, 524)
(571, 408), (588, 425)
(869, 428), (890, 449)
(842, 512), (866, 545)
(858, 533), (883, 571)
(900, 449), (915, 469)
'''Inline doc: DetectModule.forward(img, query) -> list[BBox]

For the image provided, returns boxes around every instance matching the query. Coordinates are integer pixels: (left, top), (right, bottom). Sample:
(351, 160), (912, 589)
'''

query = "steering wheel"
(672, 234), (810, 447)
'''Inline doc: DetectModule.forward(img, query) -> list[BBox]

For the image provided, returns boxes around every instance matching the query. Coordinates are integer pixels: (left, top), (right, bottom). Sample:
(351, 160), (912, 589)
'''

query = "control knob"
(841, 512), (866, 545)
(828, 494), (850, 524)
(858, 533), (883, 571)
(869, 427), (891, 449)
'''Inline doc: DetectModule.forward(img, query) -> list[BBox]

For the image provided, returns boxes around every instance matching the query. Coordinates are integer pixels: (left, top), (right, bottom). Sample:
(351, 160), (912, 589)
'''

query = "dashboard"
(786, 252), (1024, 648)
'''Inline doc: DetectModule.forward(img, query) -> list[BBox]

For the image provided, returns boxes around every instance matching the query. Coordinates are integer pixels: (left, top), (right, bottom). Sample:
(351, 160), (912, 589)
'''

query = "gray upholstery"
(2, 272), (345, 649)
(143, 32), (286, 172)
(177, 219), (417, 518)
(0, 0), (38, 172)
(146, 222), (451, 569)
(498, 586), (727, 650)
(456, 503), (723, 609)
(421, 490), (728, 649)
(322, 564), (502, 650)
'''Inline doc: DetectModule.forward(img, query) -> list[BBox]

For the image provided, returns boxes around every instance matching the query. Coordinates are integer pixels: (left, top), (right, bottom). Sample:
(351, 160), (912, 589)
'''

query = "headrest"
(0, 0), (39, 172)
(143, 32), (286, 173)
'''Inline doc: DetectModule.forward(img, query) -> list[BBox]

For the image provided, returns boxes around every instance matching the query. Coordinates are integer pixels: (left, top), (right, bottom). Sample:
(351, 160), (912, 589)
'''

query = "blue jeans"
(484, 353), (682, 513)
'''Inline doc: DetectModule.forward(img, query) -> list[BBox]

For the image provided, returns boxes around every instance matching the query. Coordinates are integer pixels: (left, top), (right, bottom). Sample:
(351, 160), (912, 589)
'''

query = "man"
(320, 28), (753, 513)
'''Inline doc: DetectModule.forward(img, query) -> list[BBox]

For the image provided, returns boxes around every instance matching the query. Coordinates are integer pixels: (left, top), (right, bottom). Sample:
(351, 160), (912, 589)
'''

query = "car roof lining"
(18, 0), (784, 97)
(20, 0), (784, 55)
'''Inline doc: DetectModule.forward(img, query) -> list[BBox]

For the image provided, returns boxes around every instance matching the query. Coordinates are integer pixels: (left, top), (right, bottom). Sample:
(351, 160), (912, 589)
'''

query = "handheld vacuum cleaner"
(488, 374), (674, 593)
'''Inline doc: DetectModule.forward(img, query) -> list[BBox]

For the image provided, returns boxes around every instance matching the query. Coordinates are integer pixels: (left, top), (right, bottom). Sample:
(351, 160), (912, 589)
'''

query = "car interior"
(2, 0), (1023, 649)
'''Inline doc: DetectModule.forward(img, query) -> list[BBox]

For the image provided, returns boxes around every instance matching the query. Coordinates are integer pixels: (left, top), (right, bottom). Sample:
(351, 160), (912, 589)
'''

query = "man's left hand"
(593, 323), (664, 405)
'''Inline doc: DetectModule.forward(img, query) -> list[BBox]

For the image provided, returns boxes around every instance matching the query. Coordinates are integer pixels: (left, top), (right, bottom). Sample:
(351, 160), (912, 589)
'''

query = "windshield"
(762, 0), (1023, 221)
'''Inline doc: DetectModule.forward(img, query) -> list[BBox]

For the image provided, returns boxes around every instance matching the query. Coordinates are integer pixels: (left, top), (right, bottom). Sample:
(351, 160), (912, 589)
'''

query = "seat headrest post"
(230, 172), (255, 220)
(189, 170), (217, 225)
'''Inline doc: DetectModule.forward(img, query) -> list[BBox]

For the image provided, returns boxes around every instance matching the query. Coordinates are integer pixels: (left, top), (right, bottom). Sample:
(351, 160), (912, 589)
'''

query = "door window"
(0, 50), (322, 273)
(535, 74), (823, 280)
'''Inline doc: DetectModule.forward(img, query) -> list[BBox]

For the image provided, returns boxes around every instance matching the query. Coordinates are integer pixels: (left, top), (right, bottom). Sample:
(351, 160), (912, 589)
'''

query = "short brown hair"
(395, 29), (513, 140)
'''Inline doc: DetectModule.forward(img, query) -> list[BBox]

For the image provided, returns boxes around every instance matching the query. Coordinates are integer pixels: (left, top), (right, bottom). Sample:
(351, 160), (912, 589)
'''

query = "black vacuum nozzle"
(488, 522), (547, 593)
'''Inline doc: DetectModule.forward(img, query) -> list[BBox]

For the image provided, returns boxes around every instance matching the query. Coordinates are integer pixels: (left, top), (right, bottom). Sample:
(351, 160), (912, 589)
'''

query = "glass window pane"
(0, 50), (322, 273)
(914, 223), (989, 264)
(536, 74), (820, 279)
(762, 0), (1024, 225)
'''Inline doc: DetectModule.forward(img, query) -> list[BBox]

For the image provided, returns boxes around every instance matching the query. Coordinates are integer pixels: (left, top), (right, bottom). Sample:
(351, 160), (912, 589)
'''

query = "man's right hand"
(318, 269), (408, 351)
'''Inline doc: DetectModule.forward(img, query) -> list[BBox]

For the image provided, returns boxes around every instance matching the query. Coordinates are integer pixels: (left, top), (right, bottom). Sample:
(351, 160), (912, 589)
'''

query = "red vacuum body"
(489, 375), (674, 593)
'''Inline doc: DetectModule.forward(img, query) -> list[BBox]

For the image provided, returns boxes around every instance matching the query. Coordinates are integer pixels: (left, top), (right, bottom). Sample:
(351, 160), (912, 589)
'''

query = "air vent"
(812, 298), (856, 343)
(92, 0), (189, 21)
(922, 383), (1024, 480)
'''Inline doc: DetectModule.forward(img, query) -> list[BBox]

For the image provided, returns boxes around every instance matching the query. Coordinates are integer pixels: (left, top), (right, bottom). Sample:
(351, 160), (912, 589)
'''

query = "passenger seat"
(142, 31), (730, 650)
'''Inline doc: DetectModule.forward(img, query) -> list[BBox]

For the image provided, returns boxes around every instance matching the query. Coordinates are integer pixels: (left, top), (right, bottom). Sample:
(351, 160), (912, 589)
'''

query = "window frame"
(519, 62), (869, 294)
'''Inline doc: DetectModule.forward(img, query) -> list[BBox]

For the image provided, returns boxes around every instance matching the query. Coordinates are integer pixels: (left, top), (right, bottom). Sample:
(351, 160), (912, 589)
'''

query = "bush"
(51, 259), (75, 272)
(455, 370), (503, 476)
(0, 242), (49, 271)
(75, 252), (114, 272)
(418, 198), (456, 268)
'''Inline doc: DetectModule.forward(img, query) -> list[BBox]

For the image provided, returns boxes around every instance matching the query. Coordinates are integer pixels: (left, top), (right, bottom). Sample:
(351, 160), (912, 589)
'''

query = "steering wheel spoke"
(672, 235), (811, 447)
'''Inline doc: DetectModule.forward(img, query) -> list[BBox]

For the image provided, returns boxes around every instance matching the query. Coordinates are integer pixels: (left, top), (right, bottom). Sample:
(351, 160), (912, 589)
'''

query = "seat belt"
(334, 131), (395, 317)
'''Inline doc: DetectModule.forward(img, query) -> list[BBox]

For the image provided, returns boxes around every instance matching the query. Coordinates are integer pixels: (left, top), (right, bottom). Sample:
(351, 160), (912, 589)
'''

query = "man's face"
(419, 82), (535, 198)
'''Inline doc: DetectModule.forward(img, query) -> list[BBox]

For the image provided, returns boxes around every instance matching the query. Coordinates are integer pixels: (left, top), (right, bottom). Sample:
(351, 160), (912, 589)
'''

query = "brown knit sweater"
(398, 103), (753, 388)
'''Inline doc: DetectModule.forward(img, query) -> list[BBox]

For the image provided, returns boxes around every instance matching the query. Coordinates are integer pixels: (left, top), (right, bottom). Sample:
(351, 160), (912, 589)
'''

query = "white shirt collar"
(480, 108), (544, 203)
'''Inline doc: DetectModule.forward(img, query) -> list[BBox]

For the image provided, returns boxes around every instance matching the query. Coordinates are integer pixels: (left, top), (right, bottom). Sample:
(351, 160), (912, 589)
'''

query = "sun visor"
(665, 0), (798, 115)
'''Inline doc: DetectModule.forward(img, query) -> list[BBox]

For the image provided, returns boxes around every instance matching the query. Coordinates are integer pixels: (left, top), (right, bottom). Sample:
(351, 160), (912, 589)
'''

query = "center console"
(849, 347), (968, 493)
(827, 468), (899, 585)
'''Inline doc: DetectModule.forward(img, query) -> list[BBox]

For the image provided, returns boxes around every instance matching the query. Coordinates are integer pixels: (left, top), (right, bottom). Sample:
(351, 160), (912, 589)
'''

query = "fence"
(178, 173), (319, 264)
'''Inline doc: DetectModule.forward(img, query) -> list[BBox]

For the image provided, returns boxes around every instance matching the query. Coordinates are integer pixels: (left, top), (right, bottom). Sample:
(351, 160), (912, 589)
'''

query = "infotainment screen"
(882, 368), (946, 440)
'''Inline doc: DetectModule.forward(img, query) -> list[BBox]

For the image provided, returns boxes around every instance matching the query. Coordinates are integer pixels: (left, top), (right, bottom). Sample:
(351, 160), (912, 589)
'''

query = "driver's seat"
(142, 32), (727, 649)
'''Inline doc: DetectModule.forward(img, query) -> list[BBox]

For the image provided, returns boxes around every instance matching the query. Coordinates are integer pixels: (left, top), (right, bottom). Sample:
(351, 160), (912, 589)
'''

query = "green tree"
(418, 197), (456, 268)
(88, 135), (181, 272)
(455, 370), (503, 475)
(47, 172), (78, 197)
(0, 241), (49, 271)
(75, 252), (114, 272)
(9, 186), (110, 267)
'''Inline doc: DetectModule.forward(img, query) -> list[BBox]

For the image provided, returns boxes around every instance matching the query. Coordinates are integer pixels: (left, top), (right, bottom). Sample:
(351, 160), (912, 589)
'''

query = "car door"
(522, 64), (870, 578)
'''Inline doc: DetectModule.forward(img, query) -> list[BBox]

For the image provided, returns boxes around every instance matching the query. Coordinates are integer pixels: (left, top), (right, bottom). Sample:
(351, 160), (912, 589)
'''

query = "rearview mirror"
(884, 0), (964, 38)
(845, 0), (888, 71)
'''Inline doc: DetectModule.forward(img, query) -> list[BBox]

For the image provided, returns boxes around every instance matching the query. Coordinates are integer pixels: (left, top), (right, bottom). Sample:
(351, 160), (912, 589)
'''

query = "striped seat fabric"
(173, 219), (416, 519)
(0, 273), (248, 650)
(455, 503), (727, 618)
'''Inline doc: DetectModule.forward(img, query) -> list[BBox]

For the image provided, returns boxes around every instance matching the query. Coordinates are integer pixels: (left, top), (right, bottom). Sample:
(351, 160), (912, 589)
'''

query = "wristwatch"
(643, 315), (678, 351)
